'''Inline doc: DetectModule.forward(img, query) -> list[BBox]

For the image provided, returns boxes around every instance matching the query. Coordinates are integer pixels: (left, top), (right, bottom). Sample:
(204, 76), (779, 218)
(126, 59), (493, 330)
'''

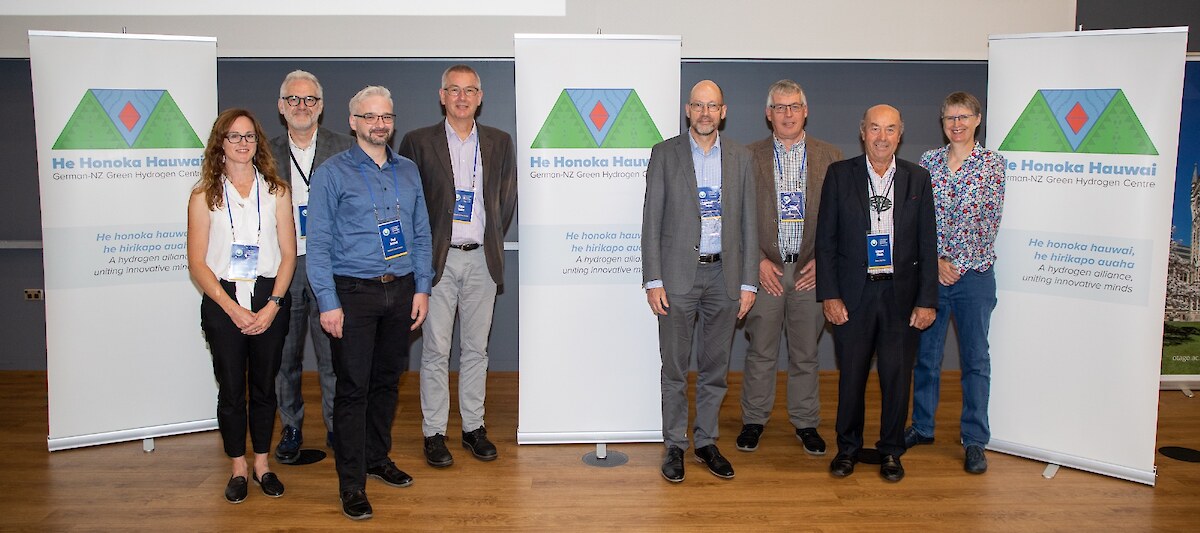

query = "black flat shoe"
(340, 489), (373, 520)
(224, 475), (248, 504)
(253, 471), (285, 497)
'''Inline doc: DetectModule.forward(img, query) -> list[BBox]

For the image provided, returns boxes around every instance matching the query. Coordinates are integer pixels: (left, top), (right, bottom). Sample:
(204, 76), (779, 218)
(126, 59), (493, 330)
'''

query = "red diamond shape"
(118, 102), (141, 132)
(589, 102), (609, 130)
(1065, 102), (1088, 134)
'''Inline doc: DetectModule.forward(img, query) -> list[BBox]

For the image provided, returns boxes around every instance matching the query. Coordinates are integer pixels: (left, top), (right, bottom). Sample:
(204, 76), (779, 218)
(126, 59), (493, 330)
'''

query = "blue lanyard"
(223, 176), (261, 243)
(357, 158), (403, 223)
(773, 141), (807, 189)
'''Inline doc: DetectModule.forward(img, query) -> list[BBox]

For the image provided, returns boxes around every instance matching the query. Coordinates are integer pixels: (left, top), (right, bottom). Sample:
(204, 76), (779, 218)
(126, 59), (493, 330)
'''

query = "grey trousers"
(739, 261), (824, 429)
(658, 262), (739, 451)
(275, 254), (336, 433)
(420, 247), (497, 436)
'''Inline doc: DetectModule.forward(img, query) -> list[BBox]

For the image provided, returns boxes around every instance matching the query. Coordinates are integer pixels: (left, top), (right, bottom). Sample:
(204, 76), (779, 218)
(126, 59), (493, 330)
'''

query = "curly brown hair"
(195, 108), (287, 210)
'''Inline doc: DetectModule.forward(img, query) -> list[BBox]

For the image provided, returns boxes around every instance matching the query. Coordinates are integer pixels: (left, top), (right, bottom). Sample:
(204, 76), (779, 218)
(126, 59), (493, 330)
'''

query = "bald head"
(860, 104), (904, 170)
(686, 80), (726, 144)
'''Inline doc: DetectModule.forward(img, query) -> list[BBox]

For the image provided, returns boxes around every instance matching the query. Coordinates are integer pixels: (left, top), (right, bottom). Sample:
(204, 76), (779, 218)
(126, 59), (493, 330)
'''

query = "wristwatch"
(268, 295), (284, 306)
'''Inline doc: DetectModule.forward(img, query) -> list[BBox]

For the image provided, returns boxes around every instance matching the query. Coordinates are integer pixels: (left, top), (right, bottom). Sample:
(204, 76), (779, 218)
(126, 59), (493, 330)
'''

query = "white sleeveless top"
(204, 170), (282, 309)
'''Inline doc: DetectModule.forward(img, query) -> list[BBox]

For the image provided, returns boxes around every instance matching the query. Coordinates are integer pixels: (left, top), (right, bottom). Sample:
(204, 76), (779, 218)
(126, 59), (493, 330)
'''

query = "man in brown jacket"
(737, 80), (842, 455)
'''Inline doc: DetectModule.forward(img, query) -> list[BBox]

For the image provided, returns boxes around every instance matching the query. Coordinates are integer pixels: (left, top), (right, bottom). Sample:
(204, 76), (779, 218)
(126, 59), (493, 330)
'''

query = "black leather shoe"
(903, 426), (934, 449)
(366, 461), (413, 488)
(424, 434), (454, 468)
(252, 471), (285, 497)
(224, 475), (248, 504)
(694, 444), (735, 479)
(340, 489), (373, 520)
(661, 446), (684, 483)
(829, 454), (857, 477)
(795, 427), (827, 456)
(735, 424), (764, 452)
(964, 445), (988, 474)
(880, 454), (905, 482)
(462, 427), (498, 461)
(275, 425), (302, 464)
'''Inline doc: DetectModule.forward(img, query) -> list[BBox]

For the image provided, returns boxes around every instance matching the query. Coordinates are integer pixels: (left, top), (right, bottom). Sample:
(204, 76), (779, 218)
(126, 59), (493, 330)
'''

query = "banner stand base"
(582, 444), (628, 468)
(1042, 463), (1060, 479)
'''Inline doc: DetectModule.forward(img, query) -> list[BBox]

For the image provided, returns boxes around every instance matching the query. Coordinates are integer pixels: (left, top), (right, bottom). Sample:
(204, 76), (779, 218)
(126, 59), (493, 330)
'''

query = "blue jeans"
(911, 268), (996, 448)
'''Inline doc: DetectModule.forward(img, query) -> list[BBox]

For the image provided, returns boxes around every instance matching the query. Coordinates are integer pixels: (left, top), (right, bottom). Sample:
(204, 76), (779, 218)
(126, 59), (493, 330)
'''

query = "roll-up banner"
(30, 31), (218, 450)
(514, 34), (680, 444)
(987, 27), (1187, 485)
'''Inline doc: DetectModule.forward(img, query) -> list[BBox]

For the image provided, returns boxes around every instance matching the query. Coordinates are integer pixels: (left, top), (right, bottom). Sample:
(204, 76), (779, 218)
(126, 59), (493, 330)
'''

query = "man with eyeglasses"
(397, 64), (516, 468)
(642, 79), (758, 483)
(306, 85), (433, 520)
(269, 70), (354, 464)
(736, 80), (843, 456)
(816, 104), (937, 483)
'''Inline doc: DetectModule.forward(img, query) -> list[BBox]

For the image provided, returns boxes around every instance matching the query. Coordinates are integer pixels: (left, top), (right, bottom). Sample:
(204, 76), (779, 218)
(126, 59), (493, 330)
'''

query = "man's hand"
(794, 259), (817, 292)
(823, 298), (848, 325)
(411, 293), (429, 330)
(647, 287), (669, 316)
(910, 306), (936, 330)
(320, 308), (344, 339)
(938, 258), (962, 287)
(737, 290), (757, 320)
(759, 259), (784, 297)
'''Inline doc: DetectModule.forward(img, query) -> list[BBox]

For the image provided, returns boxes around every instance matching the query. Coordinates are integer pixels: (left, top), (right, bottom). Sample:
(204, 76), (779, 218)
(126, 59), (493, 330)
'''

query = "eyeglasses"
(687, 102), (722, 113)
(224, 132), (258, 143)
(281, 95), (322, 107)
(353, 113), (396, 124)
(942, 113), (978, 124)
(443, 86), (480, 97)
(769, 103), (806, 114)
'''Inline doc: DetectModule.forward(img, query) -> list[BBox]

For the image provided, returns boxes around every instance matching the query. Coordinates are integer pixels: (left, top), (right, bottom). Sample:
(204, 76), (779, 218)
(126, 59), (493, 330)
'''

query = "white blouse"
(204, 170), (282, 308)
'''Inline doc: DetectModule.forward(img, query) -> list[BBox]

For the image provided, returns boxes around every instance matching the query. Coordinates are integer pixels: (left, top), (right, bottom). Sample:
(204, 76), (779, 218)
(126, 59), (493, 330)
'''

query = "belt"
(783, 253), (799, 263)
(698, 253), (721, 264)
(867, 272), (893, 281)
(450, 242), (481, 251)
(335, 273), (404, 284)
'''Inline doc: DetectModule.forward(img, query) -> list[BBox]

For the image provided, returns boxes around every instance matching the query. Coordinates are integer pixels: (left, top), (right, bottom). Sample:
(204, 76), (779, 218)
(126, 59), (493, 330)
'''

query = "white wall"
(0, 0), (1075, 59)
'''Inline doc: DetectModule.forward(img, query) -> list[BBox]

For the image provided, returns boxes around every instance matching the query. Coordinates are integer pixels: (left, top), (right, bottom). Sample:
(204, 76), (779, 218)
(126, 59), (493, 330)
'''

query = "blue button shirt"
(306, 143), (434, 312)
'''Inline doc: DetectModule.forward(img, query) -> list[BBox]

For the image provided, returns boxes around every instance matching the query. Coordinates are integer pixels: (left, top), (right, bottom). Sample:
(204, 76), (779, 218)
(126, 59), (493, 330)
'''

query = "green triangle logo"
(999, 89), (1157, 154)
(53, 89), (203, 150)
(532, 88), (662, 149)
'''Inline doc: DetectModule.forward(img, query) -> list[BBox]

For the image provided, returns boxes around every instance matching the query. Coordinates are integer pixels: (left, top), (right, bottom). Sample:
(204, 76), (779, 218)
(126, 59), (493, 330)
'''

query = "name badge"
(378, 220), (408, 260)
(866, 232), (893, 273)
(453, 190), (474, 224)
(228, 242), (260, 281)
(779, 191), (804, 222)
(297, 204), (307, 239)
(698, 186), (722, 219)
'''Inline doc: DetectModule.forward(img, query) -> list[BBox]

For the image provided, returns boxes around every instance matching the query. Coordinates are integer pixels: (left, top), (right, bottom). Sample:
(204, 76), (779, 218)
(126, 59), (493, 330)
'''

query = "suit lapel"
(433, 121), (455, 185)
(892, 162), (910, 223)
(852, 156), (870, 228)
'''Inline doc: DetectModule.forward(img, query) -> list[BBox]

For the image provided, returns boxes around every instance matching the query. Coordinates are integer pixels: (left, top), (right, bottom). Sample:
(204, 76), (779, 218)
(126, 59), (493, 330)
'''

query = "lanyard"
(223, 176), (262, 243)
(867, 166), (895, 222)
(289, 148), (311, 189)
(773, 141), (807, 189)
(357, 159), (403, 223)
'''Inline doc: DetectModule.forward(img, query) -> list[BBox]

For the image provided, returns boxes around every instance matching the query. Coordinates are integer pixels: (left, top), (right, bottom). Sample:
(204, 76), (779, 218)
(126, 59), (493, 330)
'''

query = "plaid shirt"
(773, 136), (806, 255)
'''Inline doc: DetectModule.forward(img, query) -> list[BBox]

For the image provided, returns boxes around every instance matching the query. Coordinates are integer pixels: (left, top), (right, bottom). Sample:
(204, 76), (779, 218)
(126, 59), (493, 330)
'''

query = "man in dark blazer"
(397, 64), (517, 468)
(815, 104), (937, 482)
(737, 80), (843, 455)
(642, 80), (758, 483)
(270, 70), (354, 463)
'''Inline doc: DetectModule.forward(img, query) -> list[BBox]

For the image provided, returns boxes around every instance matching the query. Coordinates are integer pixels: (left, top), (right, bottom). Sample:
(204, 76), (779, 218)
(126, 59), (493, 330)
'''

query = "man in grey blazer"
(270, 70), (354, 463)
(397, 64), (517, 468)
(737, 80), (843, 455)
(642, 80), (758, 483)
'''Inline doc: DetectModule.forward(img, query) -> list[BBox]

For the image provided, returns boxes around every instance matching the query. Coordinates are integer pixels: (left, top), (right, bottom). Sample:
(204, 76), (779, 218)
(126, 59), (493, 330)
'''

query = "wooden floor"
(1, 370), (1196, 532)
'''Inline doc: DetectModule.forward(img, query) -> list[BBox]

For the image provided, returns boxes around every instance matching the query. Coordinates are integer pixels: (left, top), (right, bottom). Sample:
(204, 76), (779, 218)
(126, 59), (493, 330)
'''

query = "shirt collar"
(444, 120), (478, 144)
(866, 155), (897, 181)
(288, 129), (318, 152)
(773, 132), (806, 153)
(688, 131), (721, 156)
(348, 142), (399, 168)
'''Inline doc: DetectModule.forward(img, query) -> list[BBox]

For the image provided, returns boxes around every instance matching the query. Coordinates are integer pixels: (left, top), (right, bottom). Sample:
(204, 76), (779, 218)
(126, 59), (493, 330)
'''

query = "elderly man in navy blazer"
(816, 104), (937, 483)
(642, 80), (758, 483)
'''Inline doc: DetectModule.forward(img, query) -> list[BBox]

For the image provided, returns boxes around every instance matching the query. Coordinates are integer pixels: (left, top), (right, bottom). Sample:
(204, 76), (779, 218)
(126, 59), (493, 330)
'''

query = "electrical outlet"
(24, 289), (44, 301)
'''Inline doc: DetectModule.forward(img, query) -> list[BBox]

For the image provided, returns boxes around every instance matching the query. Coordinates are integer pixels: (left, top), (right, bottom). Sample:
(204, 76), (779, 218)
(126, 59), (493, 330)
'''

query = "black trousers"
(201, 277), (290, 458)
(830, 279), (919, 458)
(330, 273), (414, 493)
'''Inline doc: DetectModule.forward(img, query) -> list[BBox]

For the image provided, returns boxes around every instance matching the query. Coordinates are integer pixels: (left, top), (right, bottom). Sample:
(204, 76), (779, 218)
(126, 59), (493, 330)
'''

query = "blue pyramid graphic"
(567, 89), (631, 147)
(1040, 89), (1116, 151)
(92, 89), (164, 147)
